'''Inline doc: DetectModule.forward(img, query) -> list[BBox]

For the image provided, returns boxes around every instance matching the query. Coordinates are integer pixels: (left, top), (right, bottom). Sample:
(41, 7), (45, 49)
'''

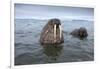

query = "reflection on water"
(15, 19), (94, 65)
(42, 44), (63, 62)
(15, 43), (63, 65)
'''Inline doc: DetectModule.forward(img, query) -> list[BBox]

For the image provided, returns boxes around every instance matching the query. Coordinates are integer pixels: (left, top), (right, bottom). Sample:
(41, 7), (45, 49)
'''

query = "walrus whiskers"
(54, 24), (56, 42)
(59, 25), (62, 39)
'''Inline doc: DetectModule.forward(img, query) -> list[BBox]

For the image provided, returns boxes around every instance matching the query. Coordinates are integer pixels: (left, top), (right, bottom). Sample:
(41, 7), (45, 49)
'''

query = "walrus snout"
(40, 18), (64, 44)
(50, 18), (61, 25)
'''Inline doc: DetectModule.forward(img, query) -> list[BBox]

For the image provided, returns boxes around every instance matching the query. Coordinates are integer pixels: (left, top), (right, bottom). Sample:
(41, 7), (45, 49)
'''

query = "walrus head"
(70, 27), (88, 39)
(40, 18), (64, 44)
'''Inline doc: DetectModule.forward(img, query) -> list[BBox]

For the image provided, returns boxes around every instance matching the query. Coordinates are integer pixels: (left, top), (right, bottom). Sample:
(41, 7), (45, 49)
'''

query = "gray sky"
(15, 3), (94, 21)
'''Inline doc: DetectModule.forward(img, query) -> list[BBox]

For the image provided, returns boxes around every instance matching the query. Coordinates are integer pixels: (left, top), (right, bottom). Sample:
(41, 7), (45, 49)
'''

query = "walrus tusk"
(59, 25), (62, 39)
(54, 24), (56, 40)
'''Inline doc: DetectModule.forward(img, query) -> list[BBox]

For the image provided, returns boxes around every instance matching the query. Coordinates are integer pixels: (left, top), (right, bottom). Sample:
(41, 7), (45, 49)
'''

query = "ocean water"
(14, 19), (94, 65)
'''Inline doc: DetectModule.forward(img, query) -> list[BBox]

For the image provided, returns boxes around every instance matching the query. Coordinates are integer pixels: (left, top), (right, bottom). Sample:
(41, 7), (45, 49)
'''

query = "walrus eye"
(54, 24), (56, 40)
(59, 25), (62, 39)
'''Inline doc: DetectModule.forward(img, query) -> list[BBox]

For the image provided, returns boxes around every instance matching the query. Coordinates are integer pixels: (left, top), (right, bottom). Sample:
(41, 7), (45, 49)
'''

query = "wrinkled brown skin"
(40, 18), (64, 45)
(70, 27), (88, 39)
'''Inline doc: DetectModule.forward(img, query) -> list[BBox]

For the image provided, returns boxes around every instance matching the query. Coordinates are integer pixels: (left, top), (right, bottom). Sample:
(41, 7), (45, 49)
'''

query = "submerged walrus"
(70, 27), (88, 39)
(40, 18), (64, 44)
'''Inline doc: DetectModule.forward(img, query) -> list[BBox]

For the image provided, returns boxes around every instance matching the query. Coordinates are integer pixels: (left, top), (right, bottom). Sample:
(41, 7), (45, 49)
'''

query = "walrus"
(70, 27), (88, 39)
(40, 18), (64, 44)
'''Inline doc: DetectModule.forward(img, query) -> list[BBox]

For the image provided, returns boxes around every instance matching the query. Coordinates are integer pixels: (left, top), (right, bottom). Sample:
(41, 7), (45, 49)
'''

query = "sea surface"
(14, 19), (94, 65)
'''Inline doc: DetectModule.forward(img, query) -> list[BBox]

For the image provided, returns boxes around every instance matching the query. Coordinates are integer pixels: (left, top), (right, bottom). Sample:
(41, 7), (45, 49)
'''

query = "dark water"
(14, 19), (94, 65)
